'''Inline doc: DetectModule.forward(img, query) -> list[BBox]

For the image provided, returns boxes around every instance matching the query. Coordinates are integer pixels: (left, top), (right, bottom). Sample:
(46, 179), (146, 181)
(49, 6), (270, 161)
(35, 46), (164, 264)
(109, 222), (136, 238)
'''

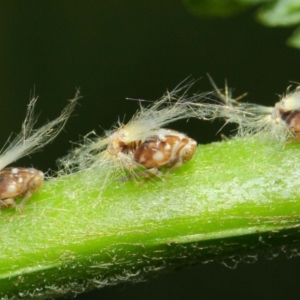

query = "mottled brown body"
(0, 167), (44, 210)
(133, 130), (197, 170)
(109, 128), (197, 180)
(281, 110), (300, 135)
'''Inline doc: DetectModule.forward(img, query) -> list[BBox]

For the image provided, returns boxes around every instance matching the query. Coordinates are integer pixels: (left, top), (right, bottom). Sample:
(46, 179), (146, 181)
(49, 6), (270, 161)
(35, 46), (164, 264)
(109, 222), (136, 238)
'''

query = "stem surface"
(1, 138), (300, 299)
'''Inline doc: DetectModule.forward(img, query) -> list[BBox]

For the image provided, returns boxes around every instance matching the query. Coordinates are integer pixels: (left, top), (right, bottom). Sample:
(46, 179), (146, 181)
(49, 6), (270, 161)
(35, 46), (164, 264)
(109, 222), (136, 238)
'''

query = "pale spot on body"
(11, 168), (19, 174)
(7, 184), (17, 193)
(153, 151), (164, 161)
(139, 155), (146, 163)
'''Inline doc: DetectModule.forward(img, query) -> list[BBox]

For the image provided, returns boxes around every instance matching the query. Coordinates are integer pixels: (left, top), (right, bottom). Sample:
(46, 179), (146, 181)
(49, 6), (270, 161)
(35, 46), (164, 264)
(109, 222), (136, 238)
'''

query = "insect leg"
(0, 198), (16, 209)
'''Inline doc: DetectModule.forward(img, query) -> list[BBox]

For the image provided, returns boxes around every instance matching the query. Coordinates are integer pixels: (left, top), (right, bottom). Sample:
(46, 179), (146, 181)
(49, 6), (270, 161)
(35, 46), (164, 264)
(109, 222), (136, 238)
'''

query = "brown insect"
(208, 75), (300, 141)
(111, 128), (197, 180)
(0, 91), (80, 210)
(58, 81), (202, 184)
(0, 167), (44, 210)
(271, 93), (300, 139)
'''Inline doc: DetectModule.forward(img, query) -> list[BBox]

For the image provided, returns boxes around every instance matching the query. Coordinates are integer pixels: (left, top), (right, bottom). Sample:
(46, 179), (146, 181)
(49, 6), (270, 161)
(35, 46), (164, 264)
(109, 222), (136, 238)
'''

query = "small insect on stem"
(0, 90), (80, 210)
(270, 87), (300, 141)
(206, 75), (300, 142)
(0, 168), (44, 210)
(112, 128), (197, 181)
(58, 79), (207, 185)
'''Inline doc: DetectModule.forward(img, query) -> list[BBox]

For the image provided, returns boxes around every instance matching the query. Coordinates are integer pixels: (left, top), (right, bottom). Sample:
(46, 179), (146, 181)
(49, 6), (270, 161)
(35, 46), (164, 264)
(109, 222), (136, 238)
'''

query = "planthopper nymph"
(0, 91), (80, 210)
(58, 80), (215, 184)
(204, 75), (300, 143)
(0, 167), (44, 209)
(108, 127), (197, 181)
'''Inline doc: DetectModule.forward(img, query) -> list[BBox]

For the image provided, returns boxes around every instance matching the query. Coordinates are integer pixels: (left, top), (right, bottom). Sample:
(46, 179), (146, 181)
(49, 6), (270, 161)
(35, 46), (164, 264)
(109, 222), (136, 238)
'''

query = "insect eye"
(182, 149), (191, 160)
(181, 142), (197, 162)
(30, 181), (37, 189)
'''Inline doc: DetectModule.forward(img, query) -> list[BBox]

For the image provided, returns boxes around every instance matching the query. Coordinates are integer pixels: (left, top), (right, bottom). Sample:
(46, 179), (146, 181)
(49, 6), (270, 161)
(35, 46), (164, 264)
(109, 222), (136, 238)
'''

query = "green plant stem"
(1, 138), (300, 299)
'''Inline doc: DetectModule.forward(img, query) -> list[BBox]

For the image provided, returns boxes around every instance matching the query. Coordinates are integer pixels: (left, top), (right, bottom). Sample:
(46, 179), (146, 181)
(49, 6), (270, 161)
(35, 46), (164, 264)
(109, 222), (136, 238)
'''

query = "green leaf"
(1, 137), (300, 298)
(183, 0), (300, 49)
(258, 0), (300, 26)
(287, 25), (300, 47)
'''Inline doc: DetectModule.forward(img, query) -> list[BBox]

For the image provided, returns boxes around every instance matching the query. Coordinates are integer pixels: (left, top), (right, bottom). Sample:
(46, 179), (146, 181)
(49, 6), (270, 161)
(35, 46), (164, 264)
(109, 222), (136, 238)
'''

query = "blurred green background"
(0, 1), (300, 299)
